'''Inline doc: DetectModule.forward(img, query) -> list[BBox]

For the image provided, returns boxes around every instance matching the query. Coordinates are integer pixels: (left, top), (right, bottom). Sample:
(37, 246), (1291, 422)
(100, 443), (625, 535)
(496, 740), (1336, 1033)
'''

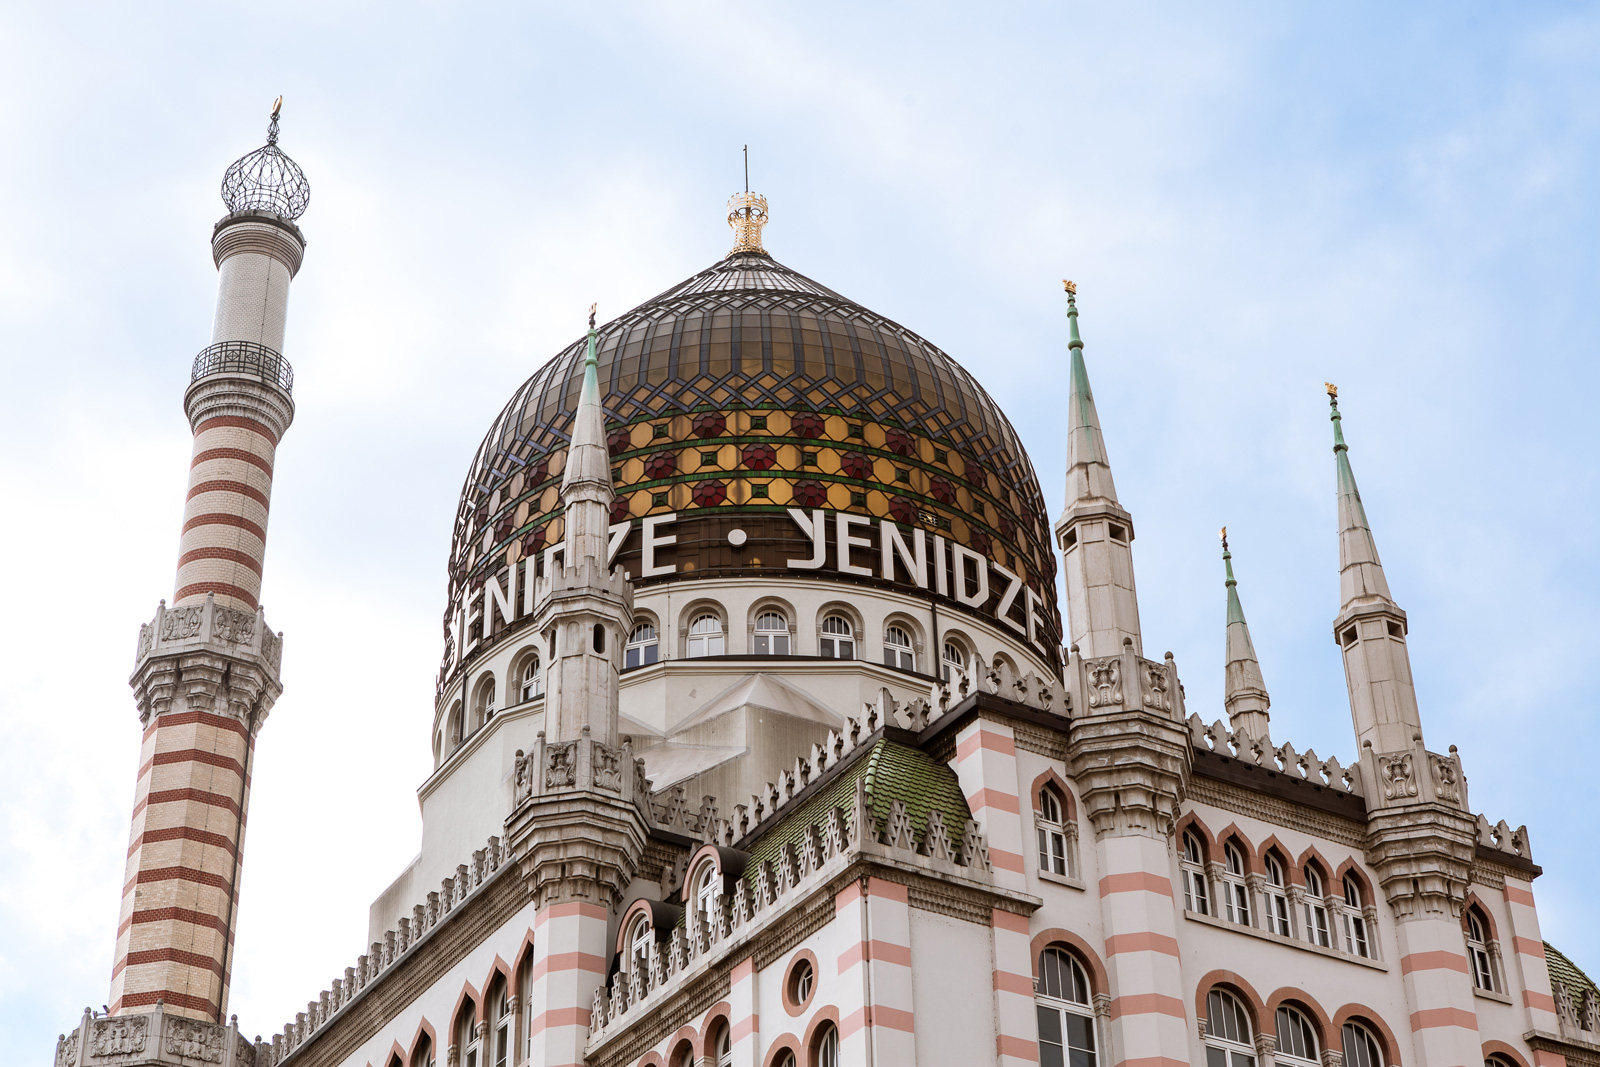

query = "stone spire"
(1220, 528), (1271, 743)
(1326, 385), (1422, 754)
(532, 307), (633, 746)
(1053, 281), (1143, 659)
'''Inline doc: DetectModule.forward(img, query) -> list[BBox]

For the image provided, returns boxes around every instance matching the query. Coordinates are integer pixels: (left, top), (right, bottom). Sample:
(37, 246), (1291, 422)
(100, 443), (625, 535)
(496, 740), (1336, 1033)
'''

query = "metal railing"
(190, 340), (294, 394)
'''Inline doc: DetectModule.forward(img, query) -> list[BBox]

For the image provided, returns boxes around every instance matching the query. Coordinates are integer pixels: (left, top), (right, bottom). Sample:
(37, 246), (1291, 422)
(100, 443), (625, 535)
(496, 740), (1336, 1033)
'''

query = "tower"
(1220, 528), (1272, 742)
(110, 101), (309, 1023)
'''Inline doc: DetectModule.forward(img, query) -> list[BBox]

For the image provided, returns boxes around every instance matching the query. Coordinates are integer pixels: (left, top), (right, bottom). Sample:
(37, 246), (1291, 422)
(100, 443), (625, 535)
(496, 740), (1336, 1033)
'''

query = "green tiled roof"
(740, 739), (972, 885)
(1546, 942), (1598, 1002)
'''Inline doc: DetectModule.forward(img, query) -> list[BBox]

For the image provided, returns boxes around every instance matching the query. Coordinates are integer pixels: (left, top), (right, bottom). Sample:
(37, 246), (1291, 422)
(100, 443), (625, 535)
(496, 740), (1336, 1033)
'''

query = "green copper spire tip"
(1326, 382), (1347, 452)
(1221, 527), (1237, 586)
(1063, 279), (1083, 351)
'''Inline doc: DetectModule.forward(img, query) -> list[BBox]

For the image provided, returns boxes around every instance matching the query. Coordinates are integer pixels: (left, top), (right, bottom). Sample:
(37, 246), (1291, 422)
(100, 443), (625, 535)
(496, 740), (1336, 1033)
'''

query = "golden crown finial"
(727, 191), (769, 255)
(1325, 382), (1338, 398)
(1063, 279), (1077, 295)
(1220, 525), (1228, 546)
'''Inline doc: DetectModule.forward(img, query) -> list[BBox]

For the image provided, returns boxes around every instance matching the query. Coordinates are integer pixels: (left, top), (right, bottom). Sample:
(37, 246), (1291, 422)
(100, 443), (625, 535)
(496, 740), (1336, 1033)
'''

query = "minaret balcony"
(190, 340), (294, 395)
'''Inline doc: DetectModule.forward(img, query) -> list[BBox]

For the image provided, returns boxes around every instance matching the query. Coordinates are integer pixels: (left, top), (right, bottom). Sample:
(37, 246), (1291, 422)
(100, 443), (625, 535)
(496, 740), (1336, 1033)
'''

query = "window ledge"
(1038, 869), (1086, 892)
(1474, 986), (1512, 1005)
(1183, 909), (1388, 971)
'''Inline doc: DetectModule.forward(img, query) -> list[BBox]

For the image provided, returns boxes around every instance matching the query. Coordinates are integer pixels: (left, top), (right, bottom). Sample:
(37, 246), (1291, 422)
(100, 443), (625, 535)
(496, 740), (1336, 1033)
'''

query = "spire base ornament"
(727, 191), (769, 254)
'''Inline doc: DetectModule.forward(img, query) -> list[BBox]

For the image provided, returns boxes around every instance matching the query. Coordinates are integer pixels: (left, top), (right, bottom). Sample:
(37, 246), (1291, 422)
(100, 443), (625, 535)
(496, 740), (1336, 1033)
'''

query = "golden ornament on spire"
(727, 191), (769, 255)
(1325, 381), (1338, 398)
(1063, 279), (1077, 295)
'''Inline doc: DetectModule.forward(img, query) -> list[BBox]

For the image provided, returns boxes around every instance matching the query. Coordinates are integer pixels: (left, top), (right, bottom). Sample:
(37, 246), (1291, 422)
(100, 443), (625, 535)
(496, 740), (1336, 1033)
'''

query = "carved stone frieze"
(164, 1016), (224, 1062)
(90, 1015), (148, 1058)
(1429, 752), (1460, 804)
(1086, 658), (1121, 708)
(1377, 752), (1417, 800)
(544, 742), (577, 789)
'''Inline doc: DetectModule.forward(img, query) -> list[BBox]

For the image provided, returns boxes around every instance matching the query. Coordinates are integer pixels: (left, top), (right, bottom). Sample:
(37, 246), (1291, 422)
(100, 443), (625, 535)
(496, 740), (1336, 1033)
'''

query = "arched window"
(774, 1051), (797, 1067)
(812, 1022), (840, 1067)
(488, 976), (512, 1067)
(1204, 989), (1256, 1067)
(1303, 866), (1331, 948)
(1222, 842), (1251, 925)
(626, 622), (659, 668)
(941, 640), (966, 682)
(669, 1040), (695, 1067)
(1466, 907), (1496, 991)
(1036, 787), (1069, 877)
(753, 611), (790, 655)
(520, 654), (542, 701)
(694, 860), (721, 920)
(1181, 832), (1210, 915)
(883, 625), (915, 670)
(1274, 1005), (1318, 1066)
(1342, 874), (1371, 958)
(455, 998), (480, 1067)
(516, 951), (534, 1064)
(710, 1019), (732, 1067)
(687, 614), (724, 657)
(449, 701), (464, 746)
(1263, 854), (1292, 936)
(474, 677), (496, 729)
(1035, 947), (1096, 1067)
(627, 913), (653, 974)
(1340, 1021), (1383, 1067)
(410, 1035), (436, 1067)
(819, 615), (855, 659)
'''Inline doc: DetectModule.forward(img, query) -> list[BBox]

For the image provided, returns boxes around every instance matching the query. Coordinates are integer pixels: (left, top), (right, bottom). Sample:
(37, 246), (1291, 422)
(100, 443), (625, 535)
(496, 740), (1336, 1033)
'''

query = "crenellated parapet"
(132, 595), (283, 728)
(1186, 712), (1364, 798)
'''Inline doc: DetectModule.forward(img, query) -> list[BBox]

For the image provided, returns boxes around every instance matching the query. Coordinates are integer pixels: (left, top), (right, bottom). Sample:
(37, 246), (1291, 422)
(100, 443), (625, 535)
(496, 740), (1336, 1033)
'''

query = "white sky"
(3, 3), (1597, 1059)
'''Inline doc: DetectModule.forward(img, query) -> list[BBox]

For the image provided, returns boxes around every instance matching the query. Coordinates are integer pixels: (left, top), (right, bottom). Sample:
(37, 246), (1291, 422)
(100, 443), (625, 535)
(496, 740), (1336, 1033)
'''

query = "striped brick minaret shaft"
(109, 103), (308, 1024)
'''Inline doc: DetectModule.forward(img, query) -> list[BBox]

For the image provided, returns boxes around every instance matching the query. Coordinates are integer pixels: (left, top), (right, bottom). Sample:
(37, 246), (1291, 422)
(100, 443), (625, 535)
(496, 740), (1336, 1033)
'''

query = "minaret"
(1053, 281), (1143, 658)
(508, 307), (646, 1067)
(1220, 528), (1271, 742)
(1326, 383), (1423, 753)
(109, 101), (308, 1023)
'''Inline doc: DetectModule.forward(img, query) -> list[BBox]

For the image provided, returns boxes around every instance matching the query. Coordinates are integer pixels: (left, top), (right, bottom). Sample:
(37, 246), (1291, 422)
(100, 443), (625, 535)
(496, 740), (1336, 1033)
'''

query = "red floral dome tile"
(791, 412), (826, 440)
(792, 478), (828, 508)
(741, 443), (777, 471)
(609, 496), (632, 523)
(963, 455), (985, 483)
(691, 412), (727, 438)
(494, 514), (516, 540)
(888, 495), (919, 525)
(643, 451), (678, 479)
(998, 513), (1016, 541)
(607, 427), (632, 455)
(522, 526), (548, 555)
(885, 427), (914, 456)
(841, 451), (873, 480)
(969, 528), (992, 556)
(928, 476), (957, 505)
(691, 480), (728, 508)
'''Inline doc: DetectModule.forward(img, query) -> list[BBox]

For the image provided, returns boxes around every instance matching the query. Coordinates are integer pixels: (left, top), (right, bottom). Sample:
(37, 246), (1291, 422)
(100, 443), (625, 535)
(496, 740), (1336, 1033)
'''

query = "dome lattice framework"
(445, 250), (1059, 678)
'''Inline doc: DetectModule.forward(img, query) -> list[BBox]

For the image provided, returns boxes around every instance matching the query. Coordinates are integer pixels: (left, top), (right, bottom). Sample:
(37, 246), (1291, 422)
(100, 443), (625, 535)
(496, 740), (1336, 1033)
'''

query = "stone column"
(524, 901), (609, 1067)
(726, 955), (759, 1067)
(1502, 877), (1565, 1045)
(950, 717), (1027, 891)
(992, 909), (1038, 1067)
(834, 877), (917, 1064)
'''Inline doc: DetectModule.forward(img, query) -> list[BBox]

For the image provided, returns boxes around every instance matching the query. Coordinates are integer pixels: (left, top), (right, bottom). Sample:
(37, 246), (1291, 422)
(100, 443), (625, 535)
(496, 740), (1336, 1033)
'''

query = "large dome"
(443, 250), (1060, 679)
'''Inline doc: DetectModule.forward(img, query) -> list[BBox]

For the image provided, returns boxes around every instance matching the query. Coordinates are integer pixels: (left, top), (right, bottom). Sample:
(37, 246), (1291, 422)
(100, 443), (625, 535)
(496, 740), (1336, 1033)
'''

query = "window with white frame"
(1204, 989), (1257, 1067)
(1264, 855), (1292, 936)
(449, 702), (463, 746)
(520, 654), (542, 701)
(516, 954), (533, 1064)
(941, 640), (966, 682)
(813, 1022), (840, 1067)
(773, 1051), (797, 1067)
(1274, 1005), (1318, 1067)
(1466, 907), (1496, 991)
(1036, 788), (1070, 877)
(1342, 874), (1371, 958)
(686, 614), (724, 657)
(1181, 832), (1211, 915)
(820, 615), (855, 659)
(627, 912), (653, 974)
(1035, 947), (1096, 1067)
(1222, 842), (1251, 925)
(694, 860), (721, 920)
(474, 679), (496, 728)
(883, 625), (915, 670)
(712, 1021), (732, 1067)
(489, 980), (511, 1067)
(1303, 866), (1331, 948)
(1340, 1021), (1383, 1067)
(753, 611), (790, 655)
(626, 622), (659, 668)
(457, 1001), (480, 1067)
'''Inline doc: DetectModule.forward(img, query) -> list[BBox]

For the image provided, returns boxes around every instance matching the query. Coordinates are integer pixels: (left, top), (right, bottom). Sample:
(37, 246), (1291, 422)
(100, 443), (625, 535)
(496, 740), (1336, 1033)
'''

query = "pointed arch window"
(456, 998), (481, 1067)
(1274, 1005), (1318, 1067)
(753, 611), (790, 655)
(1181, 832), (1211, 915)
(1035, 787), (1071, 878)
(1222, 842), (1251, 925)
(626, 622), (659, 667)
(1303, 866), (1331, 948)
(1340, 1022), (1383, 1067)
(520, 654), (542, 701)
(820, 615), (855, 659)
(1263, 855), (1292, 936)
(1204, 989), (1256, 1067)
(1035, 947), (1096, 1067)
(410, 1035), (436, 1067)
(687, 614), (724, 658)
(1342, 874), (1371, 958)
(1466, 907), (1497, 991)
(488, 978), (512, 1067)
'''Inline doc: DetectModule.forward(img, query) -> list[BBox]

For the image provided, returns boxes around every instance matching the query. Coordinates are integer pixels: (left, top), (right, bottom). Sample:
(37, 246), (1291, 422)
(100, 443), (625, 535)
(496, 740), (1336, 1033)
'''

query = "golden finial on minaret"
(271, 95), (282, 118)
(1063, 279), (1077, 295)
(1325, 382), (1338, 398)
(1220, 526), (1228, 549)
(727, 144), (768, 255)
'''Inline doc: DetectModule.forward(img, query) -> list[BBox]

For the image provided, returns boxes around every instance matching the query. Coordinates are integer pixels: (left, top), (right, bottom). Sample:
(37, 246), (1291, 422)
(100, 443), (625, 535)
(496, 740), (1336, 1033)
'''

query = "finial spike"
(1221, 530), (1270, 741)
(588, 303), (597, 330)
(1220, 526), (1228, 550)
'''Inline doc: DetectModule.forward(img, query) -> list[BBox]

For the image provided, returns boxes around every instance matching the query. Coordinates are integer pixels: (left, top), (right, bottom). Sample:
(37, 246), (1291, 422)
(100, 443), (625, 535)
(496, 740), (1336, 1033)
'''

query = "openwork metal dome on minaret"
(220, 97), (311, 219)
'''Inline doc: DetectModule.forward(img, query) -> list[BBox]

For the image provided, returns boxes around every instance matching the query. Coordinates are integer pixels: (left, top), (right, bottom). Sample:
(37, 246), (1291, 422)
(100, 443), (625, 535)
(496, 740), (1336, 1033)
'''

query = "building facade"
(54, 114), (1600, 1067)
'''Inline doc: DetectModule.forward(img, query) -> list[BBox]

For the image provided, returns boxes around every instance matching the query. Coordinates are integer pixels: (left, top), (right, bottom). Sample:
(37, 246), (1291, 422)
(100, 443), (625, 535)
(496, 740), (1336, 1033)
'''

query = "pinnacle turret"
(561, 306), (615, 565)
(1061, 282), (1120, 509)
(1220, 528), (1271, 743)
(1330, 384), (1395, 614)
